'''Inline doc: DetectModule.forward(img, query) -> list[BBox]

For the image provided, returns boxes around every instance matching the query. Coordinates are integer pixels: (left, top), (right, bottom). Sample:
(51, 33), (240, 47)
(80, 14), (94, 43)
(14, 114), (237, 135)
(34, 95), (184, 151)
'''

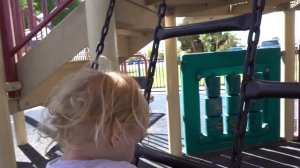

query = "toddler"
(39, 68), (149, 168)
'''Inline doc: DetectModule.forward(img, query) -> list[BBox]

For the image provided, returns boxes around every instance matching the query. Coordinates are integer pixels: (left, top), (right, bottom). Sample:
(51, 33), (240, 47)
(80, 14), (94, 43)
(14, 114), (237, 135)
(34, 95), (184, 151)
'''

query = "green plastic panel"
(223, 115), (237, 134)
(205, 76), (220, 98)
(249, 100), (264, 112)
(224, 95), (240, 115)
(203, 117), (223, 136)
(204, 97), (222, 117)
(225, 74), (241, 95)
(247, 110), (263, 132)
(180, 48), (281, 154)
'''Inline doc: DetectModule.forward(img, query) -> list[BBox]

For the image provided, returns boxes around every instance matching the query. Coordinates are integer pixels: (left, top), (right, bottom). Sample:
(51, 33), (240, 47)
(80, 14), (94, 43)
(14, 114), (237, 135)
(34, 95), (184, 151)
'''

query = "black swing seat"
(133, 76), (154, 103)
(133, 76), (148, 89)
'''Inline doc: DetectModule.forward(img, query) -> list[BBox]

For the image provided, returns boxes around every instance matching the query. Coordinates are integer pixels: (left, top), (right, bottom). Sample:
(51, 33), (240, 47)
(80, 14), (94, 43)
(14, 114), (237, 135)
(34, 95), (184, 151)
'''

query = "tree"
(50, 0), (82, 26)
(215, 32), (239, 51)
(177, 18), (239, 52)
(20, 0), (82, 27)
(178, 35), (199, 53)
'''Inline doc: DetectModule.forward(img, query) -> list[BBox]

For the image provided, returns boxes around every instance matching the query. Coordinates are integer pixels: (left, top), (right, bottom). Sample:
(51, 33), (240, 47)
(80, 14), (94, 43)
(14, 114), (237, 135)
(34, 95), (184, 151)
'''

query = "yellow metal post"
(282, 10), (295, 140)
(164, 10), (182, 156)
(13, 111), (28, 145)
(0, 32), (17, 168)
(85, 0), (118, 70)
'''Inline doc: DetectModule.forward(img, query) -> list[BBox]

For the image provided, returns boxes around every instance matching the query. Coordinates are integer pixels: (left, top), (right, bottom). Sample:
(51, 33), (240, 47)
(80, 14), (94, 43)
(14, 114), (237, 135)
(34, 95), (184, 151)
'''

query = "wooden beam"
(169, 0), (244, 6)
(145, 0), (292, 17)
(144, 0), (159, 5)
(145, 0), (245, 7)
(0, 26), (17, 168)
(173, 0), (291, 17)
(117, 28), (146, 37)
(164, 12), (182, 156)
(282, 10), (296, 140)
(116, 0), (157, 30)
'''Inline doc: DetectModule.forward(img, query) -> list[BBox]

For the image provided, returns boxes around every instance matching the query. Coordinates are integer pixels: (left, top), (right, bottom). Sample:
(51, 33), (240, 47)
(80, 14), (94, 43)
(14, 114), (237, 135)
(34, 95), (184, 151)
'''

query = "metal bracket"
(5, 81), (22, 92)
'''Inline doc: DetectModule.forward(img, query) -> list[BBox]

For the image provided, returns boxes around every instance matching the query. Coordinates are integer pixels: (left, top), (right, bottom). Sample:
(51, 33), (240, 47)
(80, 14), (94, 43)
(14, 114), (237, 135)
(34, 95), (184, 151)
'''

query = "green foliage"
(177, 18), (239, 52)
(200, 32), (227, 52)
(20, 0), (28, 10)
(178, 35), (198, 53)
(143, 47), (165, 59)
(50, 0), (82, 26)
(20, 0), (50, 15)
(20, 0), (82, 27)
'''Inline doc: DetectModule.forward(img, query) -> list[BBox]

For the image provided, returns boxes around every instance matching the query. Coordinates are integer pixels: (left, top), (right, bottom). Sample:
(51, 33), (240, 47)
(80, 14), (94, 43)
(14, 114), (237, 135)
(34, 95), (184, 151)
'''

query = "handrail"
(131, 54), (148, 76)
(10, 0), (74, 55)
(0, 0), (19, 97)
(120, 54), (148, 76)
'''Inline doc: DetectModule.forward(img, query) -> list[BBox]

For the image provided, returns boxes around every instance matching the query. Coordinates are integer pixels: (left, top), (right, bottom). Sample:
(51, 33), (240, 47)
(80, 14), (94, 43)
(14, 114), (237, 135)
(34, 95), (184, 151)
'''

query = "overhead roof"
(143, 0), (299, 22)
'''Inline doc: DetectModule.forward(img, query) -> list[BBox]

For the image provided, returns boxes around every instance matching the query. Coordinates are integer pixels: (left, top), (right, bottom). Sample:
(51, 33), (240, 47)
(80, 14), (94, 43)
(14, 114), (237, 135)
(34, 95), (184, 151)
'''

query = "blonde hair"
(39, 68), (149, 147)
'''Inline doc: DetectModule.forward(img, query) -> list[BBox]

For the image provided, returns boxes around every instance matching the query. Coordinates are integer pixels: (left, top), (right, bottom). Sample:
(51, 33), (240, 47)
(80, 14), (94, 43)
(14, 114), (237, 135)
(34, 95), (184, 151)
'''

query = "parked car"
(260, 40), (280, 49)
(227, 47), (244, 51)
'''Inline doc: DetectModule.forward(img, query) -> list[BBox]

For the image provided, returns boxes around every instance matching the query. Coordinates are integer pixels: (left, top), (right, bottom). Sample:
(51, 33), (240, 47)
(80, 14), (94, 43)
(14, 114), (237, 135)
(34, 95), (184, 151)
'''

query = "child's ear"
(110, 124), (126, 148)
(110, 131), (120, 148)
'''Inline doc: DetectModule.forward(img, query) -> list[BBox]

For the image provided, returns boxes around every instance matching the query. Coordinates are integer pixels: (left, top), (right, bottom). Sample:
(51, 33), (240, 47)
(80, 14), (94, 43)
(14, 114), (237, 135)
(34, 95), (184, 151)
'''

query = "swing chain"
(144, 0), (166, 102)
(91, 0), (116, 70)
(230, 0), (265, 167)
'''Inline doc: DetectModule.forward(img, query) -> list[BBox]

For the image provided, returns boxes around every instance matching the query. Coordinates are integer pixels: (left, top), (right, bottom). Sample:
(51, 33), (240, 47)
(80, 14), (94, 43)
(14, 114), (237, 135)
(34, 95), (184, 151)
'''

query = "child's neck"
(62, 142), (128, 162)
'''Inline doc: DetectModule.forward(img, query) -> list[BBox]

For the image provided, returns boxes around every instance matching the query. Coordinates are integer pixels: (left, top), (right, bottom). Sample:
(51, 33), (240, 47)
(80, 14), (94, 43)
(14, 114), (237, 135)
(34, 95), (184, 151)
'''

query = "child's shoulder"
(46, 158), (137, 168)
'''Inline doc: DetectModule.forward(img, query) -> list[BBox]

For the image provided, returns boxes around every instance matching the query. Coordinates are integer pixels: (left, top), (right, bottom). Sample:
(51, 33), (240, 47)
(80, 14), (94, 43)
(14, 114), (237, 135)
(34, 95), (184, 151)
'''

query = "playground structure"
(0, 0), (300, 167)
(181, 48), (281, 154)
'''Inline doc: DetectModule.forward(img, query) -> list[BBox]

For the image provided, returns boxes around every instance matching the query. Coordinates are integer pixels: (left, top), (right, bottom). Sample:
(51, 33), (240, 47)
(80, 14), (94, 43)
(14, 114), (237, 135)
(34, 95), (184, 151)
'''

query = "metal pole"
(0, 24), (17, 168)
(27, 0), (35, 30)
(11, 0), (24, 61)
(164, 10), (182, 156)
(42, 0), (48, 18)
(298, 45), (300, 140)
(283, 10), (295, 140)
(0, 0), (18, 98)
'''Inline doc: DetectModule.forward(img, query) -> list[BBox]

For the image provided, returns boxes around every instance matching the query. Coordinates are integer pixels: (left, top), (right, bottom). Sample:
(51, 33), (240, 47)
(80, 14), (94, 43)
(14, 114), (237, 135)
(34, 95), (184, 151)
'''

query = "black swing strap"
(91, 0), (116, 70)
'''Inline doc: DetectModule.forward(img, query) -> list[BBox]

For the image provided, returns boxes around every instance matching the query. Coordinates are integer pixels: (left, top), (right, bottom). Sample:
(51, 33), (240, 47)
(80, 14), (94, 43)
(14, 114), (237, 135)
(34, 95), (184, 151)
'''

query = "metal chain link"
(91, 0), (116, 70)
(230, 0), (265, 167)
(144, 0), (166, 102)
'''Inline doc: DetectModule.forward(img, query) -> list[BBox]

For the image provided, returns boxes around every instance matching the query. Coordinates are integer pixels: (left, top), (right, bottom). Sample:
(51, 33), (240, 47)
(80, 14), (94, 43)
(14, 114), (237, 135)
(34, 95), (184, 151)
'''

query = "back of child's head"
(40, 68), (149, 148)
